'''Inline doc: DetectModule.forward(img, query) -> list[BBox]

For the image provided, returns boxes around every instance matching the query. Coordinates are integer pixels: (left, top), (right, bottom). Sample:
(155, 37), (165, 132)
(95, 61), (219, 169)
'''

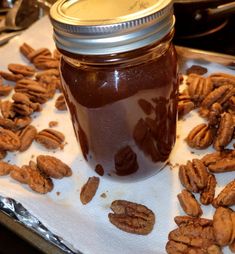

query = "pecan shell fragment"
(80, 176), (100, 205)
(108, 200), (155, 235)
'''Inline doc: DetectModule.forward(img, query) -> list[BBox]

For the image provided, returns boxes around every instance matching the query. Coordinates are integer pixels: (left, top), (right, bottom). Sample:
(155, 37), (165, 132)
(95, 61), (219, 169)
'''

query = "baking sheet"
(0, 16), (234, 254)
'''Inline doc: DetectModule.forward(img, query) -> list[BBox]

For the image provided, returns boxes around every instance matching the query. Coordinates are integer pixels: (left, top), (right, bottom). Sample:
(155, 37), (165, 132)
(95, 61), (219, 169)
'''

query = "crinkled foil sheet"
(0, 195), (80, 254)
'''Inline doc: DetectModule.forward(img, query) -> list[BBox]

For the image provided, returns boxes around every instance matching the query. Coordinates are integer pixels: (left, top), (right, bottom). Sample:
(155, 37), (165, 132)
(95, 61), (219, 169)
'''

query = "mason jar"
(50, 0), (178, 181)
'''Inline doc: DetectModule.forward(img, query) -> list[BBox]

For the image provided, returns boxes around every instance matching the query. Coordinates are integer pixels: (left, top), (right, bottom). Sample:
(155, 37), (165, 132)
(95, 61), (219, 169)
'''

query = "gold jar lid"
(50, 0), (174, 55)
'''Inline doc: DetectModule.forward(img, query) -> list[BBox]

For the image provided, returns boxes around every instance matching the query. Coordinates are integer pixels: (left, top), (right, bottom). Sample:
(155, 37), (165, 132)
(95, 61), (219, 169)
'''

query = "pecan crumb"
(49, 121), (58, 128)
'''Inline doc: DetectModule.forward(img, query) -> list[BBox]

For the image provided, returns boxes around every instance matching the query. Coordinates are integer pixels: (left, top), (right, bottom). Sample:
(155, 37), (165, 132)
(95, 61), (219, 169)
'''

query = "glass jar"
(50, 0), (178, 181)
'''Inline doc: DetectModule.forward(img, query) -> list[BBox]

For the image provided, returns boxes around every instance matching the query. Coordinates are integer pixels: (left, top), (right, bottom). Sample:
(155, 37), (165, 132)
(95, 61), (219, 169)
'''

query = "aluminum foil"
(0, 195), (80, 254)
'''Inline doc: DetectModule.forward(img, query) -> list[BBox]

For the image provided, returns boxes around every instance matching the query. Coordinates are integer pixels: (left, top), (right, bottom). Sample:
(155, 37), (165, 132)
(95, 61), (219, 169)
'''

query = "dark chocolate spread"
(60, 43), (178, 180)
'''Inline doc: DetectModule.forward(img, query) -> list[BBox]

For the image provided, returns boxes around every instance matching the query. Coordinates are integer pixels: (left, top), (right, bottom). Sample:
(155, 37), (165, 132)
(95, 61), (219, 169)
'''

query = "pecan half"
(0, 101), (15, 119)
(177, 189), (202, 217)
(108, 200), (155, 235)
(213, 112), (234, 151)
(138, 99), (154, 115)
(55, 94), (67, 111)
(188, 76), (213, 103)
(213, 179), (235, 208)
(35, 69), (59, 79)
(0, 71), (24, 82)
(178, 94), (194, 118)
(28, 167), (53, 194)
(207, 103), (223, 126)
(209, 72), (235, 87)
(19, 43), (35, 60)
(8, 63), (35, 77)
(80, 176), (100, 205)
(28, 48), (52, 62)
(18, 125), (37, 152)
(186, 123), (214, 149)
(200, 174), (217, 205)
(0, 128), (20, 151)
(0, 161), (19, 176)
(0, 84), (12, 96)
(10, 165), (31, 184)
(201, 85), (234, 109)
(12, 92), (41, 116)
(186, 65), (208, 75)
(179, 159), (209, 193)
(33, 56), (59, 70)
(36, 155), (72, 179)
(167, 221), (217, 253)
(35, 129), (65, 149)
(213, 207), (234, 246)
(114, 146), (138, 176)
(174, 216), (212, 227)
(202, 150), (235, 173)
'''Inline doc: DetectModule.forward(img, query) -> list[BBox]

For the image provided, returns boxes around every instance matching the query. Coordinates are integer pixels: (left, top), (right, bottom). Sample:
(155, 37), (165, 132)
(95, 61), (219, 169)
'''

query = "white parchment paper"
(0, 16), (234, 254)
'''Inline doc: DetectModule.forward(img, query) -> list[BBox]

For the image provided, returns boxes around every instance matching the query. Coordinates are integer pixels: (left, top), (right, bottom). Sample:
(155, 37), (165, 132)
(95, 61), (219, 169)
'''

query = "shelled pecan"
(207, 103), (223, 126)
(0, 101), (15, 119)
(200, 174), (217, 205)
(166, 219), (218, 254)
(80, 176), (100, 205)
(0, 84), (12, 96)
(35, 129), (65, 149)
(178, 94), (194, 118)
(213, 179), (235, 208)
(8, 63), (35, 77)
(201, 85), (234, 110)
(108, 200), (155, 235)
(17, 125), (37, 152)
(186, 123), (214, 149)
(0, 71), (24, 82)
(19, 43), (35, 60)
(213, 112), (234, 151)
(36, 155), (72, 179)
(12, 92), (41, 116)
(188, 76), (213, 103)
(15, 79), (49, 103)
(0, 128), (20, 151)
(28, 48), (52, 62)
(33, 56), (59, 70)
(35, 69), (60, 79)
(0, 161), (19, 176)
(202, 149), (235, 173)
(179, 159), (209, 193)
(213, 207), (235, 246)
(174, 216), (213, 227)
(10, 165), (31, 184)
(177, 189), (202, 217)
(209, 72), (235, 87)
(28, 166), (53, 194)
(55, 94), (67, 111)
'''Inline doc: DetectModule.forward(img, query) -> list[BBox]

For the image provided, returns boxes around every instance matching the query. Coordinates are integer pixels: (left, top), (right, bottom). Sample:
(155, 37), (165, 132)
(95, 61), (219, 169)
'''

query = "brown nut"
(0, 71), (24, 82)
(0, 161), (19, 176)
(18, 125), (37, 152)
(55, 94), (67, 111)
(35, 129), (65, 149)
(174, 216), (213, 227)
(213, 112), (234, 151)
(177, 189), (202, 217)
(209, 72), (235, 87)
(8, 63), (35, 77)
(10, 165), (31, 184)
(178, 94), (195, 118)
(213, 179), (235, 208)
(207, 103), (223, 126)
(213, 207), (234, 246)
(188, 76), (213, 103)
(36, 155), (72, 179)
(179, 159), (209, 193)
(19, 43), (35, 60)
(108, 200), (155, 235)
(0, 128), (20, 151)
(200, 174), (217, 205)
(186, 123), (214, 149)
(0, 101), (15, 119)
(0, 84), (12, 96)
(80, 176), (100, 205)
(138, 99), (154, 115)
(186, 65), (208, 75)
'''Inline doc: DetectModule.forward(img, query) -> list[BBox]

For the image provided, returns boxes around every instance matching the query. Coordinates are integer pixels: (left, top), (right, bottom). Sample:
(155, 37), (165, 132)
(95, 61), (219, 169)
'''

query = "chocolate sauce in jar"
(50, 0), (177, 181)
